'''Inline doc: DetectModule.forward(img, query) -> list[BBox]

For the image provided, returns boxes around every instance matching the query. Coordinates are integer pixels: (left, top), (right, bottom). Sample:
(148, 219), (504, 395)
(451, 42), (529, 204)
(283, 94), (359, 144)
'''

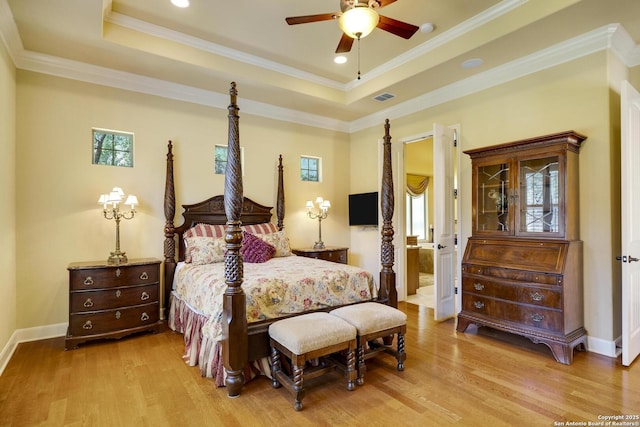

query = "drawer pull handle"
(141, 292), (150, 301)
(531, 313), (544, 322)
(115, 311), (121, 320)
(141, 312), (150, 321)
(474, 283), (485, 291)
(82, 321), (93, 330)
(83, 299), (94, 308)
(115, 290), (121, 298)
(116, 268), (121, 278)
(473, 301), (485, 309)
(83, 277), (94, 286)
(530, 292), (544, 302)
(140, 272), (149, 280)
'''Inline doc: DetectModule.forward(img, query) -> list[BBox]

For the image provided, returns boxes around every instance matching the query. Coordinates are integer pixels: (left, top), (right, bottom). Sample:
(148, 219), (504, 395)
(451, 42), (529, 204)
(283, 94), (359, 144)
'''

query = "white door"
(433, 123), (457, 321)
(621, 80), (640, 366)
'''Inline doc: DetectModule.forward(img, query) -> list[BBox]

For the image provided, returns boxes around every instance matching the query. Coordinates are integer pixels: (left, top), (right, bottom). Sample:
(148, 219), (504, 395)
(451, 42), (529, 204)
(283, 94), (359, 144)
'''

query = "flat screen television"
(348, 192), (379, 226)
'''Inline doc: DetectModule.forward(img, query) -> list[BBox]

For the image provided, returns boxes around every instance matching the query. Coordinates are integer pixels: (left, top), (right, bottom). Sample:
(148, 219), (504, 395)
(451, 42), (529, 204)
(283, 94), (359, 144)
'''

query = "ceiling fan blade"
(285, 13), (338, 25)
(376, 0), (398, 8)
(377, 15), (419, 39)
(335, 33), (355, 53)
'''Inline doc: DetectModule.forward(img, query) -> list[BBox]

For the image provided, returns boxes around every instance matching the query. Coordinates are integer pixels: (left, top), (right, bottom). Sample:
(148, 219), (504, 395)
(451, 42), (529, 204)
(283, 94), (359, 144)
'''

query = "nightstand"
(291, 247), (348, 264)
(66, 258), (163, 349)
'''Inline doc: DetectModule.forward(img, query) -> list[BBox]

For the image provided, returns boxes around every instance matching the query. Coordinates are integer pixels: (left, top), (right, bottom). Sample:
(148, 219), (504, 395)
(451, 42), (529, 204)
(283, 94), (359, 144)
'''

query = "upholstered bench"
(269, 312), (358, 411)
(330, 302), (407, 385)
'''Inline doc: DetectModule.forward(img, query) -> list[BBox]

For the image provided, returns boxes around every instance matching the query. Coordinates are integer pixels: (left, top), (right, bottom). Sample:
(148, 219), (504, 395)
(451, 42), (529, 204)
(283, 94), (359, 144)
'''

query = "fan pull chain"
(357, 35), (362, 80)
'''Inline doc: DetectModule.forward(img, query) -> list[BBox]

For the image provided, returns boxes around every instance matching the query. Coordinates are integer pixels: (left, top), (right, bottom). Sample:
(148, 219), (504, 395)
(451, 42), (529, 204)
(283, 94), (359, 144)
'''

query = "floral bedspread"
(172, 255), (377, 343)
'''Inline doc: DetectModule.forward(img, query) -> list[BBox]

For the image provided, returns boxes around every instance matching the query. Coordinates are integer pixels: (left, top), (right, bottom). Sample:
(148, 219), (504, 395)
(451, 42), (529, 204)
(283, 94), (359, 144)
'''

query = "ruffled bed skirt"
(168, 293), (267, 387)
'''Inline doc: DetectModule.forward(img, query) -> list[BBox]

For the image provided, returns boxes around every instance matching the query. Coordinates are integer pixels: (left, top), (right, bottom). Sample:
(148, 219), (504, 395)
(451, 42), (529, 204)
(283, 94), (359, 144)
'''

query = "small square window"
(92, 129), (133, 167)
(215, 145), (244, 175)
(301, 155), (321, 182)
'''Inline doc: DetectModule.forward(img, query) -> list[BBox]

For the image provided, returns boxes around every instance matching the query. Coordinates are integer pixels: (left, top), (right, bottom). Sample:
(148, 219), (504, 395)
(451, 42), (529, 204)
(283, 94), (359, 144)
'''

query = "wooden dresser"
(457, 131), (587, 364)
(66, 258), (163, 349)
(291, 247), (348, 264)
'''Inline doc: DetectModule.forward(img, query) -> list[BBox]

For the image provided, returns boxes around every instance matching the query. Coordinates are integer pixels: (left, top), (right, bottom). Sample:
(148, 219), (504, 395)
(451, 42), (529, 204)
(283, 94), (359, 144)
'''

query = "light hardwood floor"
(1, 303), (638, 427)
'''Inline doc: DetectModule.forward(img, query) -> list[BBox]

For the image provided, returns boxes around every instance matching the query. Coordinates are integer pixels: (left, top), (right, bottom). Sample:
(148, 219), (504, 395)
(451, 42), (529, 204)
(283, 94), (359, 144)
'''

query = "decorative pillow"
(255, 230), (291, 257)
(241, 232), (275, 263)
(242, 222), (278, 235)
(184, 223), (226, 239)
(184, 236), (226, 265)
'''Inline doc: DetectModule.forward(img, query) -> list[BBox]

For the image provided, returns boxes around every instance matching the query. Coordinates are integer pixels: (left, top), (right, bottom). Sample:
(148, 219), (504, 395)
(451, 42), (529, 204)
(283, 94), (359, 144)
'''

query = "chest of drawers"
(291, 247), (348, 264)
(65, 258), (163, 349)
(456, 238), (587, 364)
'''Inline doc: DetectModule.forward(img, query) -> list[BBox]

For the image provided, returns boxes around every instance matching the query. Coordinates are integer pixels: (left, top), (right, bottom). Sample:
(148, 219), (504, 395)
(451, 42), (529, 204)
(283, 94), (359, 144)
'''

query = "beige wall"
(0, 36), (16, 354)
(15, 71), (350, 329)
(7, 50), (638, 351)
(351, 52), (619, 343)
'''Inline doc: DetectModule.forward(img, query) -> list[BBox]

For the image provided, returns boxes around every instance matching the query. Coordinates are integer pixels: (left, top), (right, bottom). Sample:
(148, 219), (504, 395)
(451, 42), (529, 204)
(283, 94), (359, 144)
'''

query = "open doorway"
(404, 136), (436, 308)
(397, 125), (459, 320)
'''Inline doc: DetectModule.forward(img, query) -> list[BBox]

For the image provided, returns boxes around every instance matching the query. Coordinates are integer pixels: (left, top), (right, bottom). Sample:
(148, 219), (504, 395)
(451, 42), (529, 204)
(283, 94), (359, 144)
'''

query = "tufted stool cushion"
(269, 312), (358, 411)
(330, 302), (407, 335)
(269, 312), (357, 354)
(330, 302), (407, 385)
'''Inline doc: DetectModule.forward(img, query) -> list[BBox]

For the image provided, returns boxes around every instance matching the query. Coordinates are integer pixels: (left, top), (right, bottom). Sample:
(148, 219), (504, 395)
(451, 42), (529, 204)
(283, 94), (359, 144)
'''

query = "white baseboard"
(587, 335), (621, 358)
(0, 323), (67, 376)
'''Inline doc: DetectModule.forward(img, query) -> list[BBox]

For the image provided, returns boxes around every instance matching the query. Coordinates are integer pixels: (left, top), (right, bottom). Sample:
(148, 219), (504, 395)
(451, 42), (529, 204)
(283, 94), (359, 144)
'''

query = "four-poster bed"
(163, 82), (398, 397)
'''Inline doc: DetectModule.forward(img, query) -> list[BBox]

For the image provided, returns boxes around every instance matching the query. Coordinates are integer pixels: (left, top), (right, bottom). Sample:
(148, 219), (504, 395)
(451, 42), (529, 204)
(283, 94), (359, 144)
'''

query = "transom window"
(300, 156), (321, 182)
(92, 129), (133, 167)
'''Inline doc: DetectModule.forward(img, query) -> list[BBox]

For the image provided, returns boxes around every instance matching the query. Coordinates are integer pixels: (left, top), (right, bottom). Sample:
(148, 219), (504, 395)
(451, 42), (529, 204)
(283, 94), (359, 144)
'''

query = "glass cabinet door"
(475, 162), (511, 234)
(517, 156), (560, 235)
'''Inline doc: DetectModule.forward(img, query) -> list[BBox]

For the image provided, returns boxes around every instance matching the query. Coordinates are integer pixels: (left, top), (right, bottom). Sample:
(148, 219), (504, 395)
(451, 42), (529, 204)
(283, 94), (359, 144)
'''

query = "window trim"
(92, 128), (134, 168)
(300, 155), (322, 182)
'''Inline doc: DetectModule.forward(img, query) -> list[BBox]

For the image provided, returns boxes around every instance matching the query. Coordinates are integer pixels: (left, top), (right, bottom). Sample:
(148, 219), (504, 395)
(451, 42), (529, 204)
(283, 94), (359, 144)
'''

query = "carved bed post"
(277, 155), (285, 231)
(223, 82), (248, 397)
(163, 140), (176, 320)
(380, 119), (397, 308)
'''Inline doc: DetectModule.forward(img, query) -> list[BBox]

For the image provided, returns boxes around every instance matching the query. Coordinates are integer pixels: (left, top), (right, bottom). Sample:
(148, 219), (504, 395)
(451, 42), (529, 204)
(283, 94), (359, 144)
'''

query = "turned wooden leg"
(397, 332), (406, 371)
(346, 348), (356, 391)
(270, 346), (281, 389)
(225, 369), (244, 397)
(292, 364), (305, 411)
(356, 345), (366, 386)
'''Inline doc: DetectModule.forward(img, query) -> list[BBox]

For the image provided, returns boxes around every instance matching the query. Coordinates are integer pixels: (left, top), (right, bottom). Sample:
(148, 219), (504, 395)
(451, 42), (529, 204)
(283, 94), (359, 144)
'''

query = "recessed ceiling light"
(334, 56), (348, 64)
(420, 23), (435, 33)
(171, 0), (190, 8)
(462, 58), (483, 69)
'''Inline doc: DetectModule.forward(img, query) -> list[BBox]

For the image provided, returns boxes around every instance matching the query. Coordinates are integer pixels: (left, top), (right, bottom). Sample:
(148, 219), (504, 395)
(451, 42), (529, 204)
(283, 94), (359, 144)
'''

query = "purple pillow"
(241, 231), (276, 263)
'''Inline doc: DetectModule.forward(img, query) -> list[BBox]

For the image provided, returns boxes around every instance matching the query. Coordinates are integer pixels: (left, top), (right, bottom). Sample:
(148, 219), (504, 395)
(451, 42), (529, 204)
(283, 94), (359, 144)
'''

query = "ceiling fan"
(285, 0), (420, 54)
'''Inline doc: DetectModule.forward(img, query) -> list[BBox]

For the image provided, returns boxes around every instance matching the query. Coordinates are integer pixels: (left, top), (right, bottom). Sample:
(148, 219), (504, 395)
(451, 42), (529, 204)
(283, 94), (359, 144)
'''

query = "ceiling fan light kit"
(170, 0), (190, 8)
(339, 6), (379, 39)
(286, 0), (419, 78)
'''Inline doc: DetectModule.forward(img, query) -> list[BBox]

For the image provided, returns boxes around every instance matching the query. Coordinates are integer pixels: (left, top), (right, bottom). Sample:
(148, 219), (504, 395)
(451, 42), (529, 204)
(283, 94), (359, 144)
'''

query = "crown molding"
(348, 24), (633, 132)
(17, 50), (351, 132)
(0, 0), (638, 134)
(0, 0), (23, 65)
(104, 11), (346, 92)
(609, 23), (640, 67)
(106, 1), (526, 93)
(349, 0), (526, 88)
